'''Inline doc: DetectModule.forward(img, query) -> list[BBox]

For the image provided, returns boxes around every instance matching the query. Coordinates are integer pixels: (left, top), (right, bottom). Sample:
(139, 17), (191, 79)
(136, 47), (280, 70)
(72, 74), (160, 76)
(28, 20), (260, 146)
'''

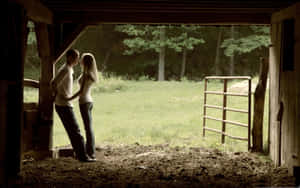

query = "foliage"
(24, 25), (269, 82)
(115, 24), (205, 55)
(24, 21), (41, 80)
(221, 26), (270, 57)
(27, 21), (36, 45)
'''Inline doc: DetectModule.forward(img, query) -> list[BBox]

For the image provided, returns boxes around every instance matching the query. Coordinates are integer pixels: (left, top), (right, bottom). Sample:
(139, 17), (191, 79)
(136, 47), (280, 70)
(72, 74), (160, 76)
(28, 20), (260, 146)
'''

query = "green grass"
(24, 76), (269, 152)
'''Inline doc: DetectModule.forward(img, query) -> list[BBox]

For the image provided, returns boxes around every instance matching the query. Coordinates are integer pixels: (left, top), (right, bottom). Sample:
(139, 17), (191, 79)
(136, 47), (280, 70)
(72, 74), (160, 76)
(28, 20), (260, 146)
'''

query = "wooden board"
(269, 21), (281, 166)
(270, 3), (300, 175)
(41, 0), (298, 24)
(35, 23), (54, 152)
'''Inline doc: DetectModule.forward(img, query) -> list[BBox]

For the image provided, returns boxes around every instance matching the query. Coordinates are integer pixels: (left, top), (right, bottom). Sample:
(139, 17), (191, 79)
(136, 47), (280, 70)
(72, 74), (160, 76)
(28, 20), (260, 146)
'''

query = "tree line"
(25, 23), (270, 81)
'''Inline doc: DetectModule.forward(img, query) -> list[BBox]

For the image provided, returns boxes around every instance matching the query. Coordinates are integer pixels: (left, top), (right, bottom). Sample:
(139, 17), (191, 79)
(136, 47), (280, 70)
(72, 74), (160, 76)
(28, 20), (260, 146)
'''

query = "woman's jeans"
(55, 105), (88, 161)
(79, 102), (95, 158)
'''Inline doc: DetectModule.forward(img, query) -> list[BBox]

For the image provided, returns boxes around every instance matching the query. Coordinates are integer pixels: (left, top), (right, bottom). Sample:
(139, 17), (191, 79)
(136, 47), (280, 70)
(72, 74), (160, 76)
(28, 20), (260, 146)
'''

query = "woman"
(68, 52), (99, 160)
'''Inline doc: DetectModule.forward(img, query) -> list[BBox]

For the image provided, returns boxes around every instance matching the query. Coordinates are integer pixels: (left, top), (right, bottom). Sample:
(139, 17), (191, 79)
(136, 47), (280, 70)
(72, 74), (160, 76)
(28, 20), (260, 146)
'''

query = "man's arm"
(66, 75), (86, 101)
(50, 66), (68, 94)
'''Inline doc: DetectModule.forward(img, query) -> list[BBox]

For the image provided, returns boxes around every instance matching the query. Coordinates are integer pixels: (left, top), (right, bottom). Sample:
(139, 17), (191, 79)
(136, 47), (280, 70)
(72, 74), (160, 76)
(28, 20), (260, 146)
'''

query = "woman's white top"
(78, 75), (94, 104)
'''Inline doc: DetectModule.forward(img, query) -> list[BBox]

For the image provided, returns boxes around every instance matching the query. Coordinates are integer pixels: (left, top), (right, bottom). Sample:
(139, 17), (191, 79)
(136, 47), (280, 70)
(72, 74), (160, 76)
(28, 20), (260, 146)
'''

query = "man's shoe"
(79, 157), (97, 162)
(88, 154), (96, 160)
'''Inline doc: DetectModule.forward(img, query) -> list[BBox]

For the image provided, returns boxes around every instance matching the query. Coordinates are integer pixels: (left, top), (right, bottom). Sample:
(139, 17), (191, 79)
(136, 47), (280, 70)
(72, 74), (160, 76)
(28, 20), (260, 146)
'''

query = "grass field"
(24, 76), (269, 152)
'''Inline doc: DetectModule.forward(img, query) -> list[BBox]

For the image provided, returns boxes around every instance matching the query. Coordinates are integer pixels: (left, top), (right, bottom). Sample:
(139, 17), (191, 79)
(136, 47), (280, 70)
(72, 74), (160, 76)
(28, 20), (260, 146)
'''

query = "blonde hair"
(81, 53), (99, 83)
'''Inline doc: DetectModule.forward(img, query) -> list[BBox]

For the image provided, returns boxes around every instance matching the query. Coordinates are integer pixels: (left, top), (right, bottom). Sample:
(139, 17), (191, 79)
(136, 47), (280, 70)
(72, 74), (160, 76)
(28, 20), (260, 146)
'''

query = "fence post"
(248, 79), (252, 150)
(203, 78), (208, 137)
(222, 79), (228, 144)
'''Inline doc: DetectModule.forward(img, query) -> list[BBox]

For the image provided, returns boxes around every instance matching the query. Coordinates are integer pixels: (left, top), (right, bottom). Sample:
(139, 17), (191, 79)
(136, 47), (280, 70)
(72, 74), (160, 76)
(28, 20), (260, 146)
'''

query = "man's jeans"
(55, 105), (88, 160)
(79, 102), (95, 158)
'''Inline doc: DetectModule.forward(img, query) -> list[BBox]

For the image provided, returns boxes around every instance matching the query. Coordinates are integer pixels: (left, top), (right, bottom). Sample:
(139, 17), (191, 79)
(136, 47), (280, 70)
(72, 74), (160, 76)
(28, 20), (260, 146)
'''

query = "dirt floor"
(18, 144), (296, 188)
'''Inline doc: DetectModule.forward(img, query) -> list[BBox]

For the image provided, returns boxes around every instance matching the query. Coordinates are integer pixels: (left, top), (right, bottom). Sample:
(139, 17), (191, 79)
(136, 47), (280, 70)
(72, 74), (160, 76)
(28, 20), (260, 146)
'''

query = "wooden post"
(1, 3), (27, 185)
(35, 23), (54, 154)
(252, 57), (269, 152)
(248, 78), (252, 150)
(0, 81), (8, 185)
(221, 79), (228, 144)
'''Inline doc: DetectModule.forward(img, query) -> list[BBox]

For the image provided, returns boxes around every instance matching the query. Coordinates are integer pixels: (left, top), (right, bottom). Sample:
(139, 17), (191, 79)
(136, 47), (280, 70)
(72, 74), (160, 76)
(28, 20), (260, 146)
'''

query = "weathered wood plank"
(54, 12), (271, 24)
(294, 14), (300, 170)
(0, 81), (8, 185)
(2, 3), (27, 185)
(270, 3), (300, 177)
(269, 20), (281, 166)
(252, 57), (269, 152)
(271, 3), (300, 23)
(53, 24), (86, 64)
(35, 23), (54, 152)
(41, 0), (299, 24)
(9, 0), (53, 24)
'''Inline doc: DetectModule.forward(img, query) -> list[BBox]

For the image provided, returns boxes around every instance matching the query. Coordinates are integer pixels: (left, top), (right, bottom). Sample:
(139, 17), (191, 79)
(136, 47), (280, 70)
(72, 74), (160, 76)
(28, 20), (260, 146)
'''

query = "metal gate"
(202, 76), (252, 150)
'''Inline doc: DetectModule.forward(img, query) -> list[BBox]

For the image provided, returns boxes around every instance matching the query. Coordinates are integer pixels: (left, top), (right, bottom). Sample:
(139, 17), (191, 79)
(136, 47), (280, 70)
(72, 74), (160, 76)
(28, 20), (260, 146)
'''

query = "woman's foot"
(78, 155), (97, 162)
(88, 154), (97, 161)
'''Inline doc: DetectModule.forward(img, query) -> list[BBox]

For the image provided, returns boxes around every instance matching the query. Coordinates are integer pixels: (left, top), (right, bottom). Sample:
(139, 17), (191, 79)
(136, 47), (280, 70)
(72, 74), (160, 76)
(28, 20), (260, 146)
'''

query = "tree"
(214, 27), (223, 75)
(221, 26), (270, 57)
(115, 24), (204, 81)
(115, 25), (167, 80)
(166, 25), (205, 79)
(25, 21), (40, 80)
(221, 26), (270, 75)
(229, 25), (235, 75)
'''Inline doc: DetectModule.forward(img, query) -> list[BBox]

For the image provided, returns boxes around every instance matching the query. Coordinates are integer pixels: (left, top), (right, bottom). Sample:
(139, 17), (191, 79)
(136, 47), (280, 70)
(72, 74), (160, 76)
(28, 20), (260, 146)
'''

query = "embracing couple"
(51, 49), (98, 162)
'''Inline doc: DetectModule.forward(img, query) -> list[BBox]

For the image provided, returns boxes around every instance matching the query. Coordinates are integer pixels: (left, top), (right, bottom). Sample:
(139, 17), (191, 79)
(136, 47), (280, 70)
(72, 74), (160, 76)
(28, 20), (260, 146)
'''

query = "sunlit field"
(24, 76), (269, 152)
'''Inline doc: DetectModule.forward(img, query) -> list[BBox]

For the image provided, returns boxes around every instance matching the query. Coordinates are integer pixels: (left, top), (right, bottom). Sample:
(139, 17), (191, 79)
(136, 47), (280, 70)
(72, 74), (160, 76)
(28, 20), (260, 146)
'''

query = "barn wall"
(270, 3), (300, 174)
(1, 3), (27, 185)
(294, 4), (300, 169)
(269, 21), (281, 166)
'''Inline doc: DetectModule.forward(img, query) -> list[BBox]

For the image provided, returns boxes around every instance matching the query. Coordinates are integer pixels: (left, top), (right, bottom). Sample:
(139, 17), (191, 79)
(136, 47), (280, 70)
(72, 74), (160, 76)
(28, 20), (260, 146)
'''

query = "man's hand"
(50, 82), (57, 99)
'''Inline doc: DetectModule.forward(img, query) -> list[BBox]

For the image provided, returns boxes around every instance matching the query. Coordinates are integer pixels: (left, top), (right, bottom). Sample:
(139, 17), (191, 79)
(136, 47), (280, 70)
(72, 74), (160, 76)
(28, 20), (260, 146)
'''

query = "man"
(51, 49), (96, 162)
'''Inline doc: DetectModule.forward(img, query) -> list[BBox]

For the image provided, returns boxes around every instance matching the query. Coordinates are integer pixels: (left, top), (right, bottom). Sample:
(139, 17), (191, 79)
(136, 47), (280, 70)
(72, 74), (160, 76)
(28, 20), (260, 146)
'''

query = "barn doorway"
(23, 24), (270, 153)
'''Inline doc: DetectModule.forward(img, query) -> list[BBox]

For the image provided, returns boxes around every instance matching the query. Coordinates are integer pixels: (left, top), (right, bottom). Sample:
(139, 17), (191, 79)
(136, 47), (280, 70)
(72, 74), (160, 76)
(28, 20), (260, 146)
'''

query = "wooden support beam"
(1, 3), (27, 185)
(9, 0), (53, 24)
(53, 24), (86, 64)
(252, 57), (269, 152)
(55, 12), (271, 25)
(43, 0), (297, 24)
(35, 23), (54, 153)
(0, 81), (8, 185)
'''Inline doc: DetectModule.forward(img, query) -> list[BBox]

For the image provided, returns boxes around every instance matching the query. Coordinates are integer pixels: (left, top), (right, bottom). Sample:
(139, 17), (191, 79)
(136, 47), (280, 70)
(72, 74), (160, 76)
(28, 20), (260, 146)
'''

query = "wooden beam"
(2, 3), (27, 185)
(0, 81), (8, 185)
(55, 12), (271, 25)
(53, 24), (86, 64)
(35, 23), (54, 152)
(9, 0), (53, 24)
(271, 3), (300, 23)
(42, 0), (298, 24)
(252, 58), (269, 152)
(42, 0), (296, 13)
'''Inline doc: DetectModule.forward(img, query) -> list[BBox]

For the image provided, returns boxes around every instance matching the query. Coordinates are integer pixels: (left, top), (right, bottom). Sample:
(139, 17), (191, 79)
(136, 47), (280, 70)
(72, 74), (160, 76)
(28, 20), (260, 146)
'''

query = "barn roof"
(39, 0), (300, 24)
